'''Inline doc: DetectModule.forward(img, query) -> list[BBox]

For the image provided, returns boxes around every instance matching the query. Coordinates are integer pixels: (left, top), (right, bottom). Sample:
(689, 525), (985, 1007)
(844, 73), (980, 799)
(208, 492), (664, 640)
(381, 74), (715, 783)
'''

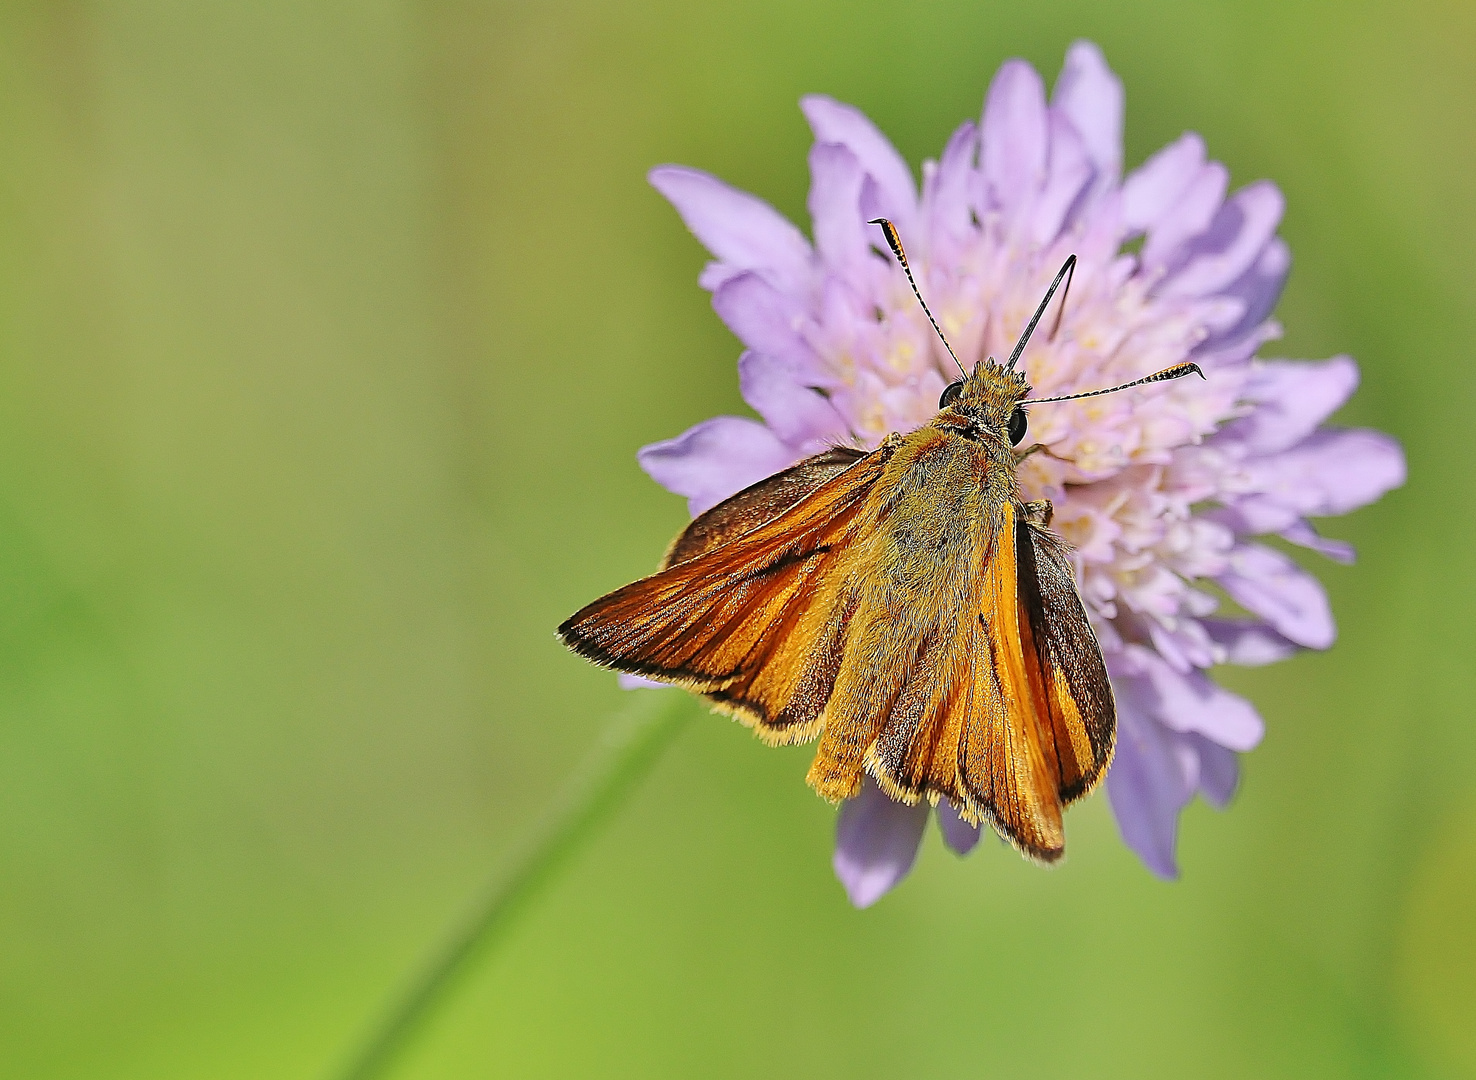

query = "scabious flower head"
(638, 42), (1405, 905)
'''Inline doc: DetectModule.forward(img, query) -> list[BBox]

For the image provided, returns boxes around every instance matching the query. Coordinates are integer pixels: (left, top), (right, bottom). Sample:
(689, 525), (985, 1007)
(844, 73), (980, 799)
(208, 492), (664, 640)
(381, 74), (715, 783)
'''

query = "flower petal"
(936, 801), (982, 855)
(833, 778), (931, 908)
(1202, 618), (1300, 666)
(649, 166), (813, 296)
(801, 95), (918, 227)
(1159, 181), (1284, 300)
(1030, 110), (1094, 245)
(1051, 40), (1124, 184)
(1233, 428), (1407, 531)
(637, 416), (796, 516)
(1106, 697), (1193, 879)
(1198, 237), (1291, 353)
(1141, 160), (1228, 270)
(1192, 733), (1240, 808)
(1218, 356), (1359, 455)
(1218, 543), (1336, 649)
(980, 59), (1048, 212)
(738, 351), (848, 445)
(1281, 520), (1356, 564)
(924, 120), (978, 244)
(712, 271), (819, 371)
(808, 142), (871, 278)
(1121, 133), (1205, 232)
(1113, 645), (1266, 751)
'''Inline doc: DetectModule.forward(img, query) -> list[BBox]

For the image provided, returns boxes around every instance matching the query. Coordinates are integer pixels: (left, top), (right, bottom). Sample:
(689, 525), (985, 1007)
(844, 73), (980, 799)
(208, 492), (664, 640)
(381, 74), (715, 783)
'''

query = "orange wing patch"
(813, 501), (1113, 863)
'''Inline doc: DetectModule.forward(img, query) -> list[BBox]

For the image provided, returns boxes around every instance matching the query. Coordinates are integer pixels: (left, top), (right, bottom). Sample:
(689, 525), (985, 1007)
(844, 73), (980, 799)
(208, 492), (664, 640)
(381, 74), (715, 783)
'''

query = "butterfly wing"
(1015, 517), (1116, 803)
(562, 429), (1114, 861)
(558, 445), (883, 742)
(841, 501), (1113, 861)
(661, 446), (867, 568)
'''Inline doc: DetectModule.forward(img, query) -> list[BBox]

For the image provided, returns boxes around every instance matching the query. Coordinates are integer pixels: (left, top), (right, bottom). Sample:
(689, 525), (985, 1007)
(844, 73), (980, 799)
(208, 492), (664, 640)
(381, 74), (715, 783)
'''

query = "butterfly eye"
(1008, 407), (1028, 445)
(939, 380), (964, 408)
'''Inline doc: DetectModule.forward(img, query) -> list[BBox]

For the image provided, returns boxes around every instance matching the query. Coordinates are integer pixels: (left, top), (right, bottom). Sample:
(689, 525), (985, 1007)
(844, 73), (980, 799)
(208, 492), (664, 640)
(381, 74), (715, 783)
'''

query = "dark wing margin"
(662, 446), (867, 568)
(1015, 515), (1116, 803)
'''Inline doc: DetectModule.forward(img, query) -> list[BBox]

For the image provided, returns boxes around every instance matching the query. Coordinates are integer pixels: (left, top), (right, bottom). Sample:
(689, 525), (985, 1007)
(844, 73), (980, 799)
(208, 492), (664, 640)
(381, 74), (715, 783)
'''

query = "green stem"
(332, 689), (693, 1080)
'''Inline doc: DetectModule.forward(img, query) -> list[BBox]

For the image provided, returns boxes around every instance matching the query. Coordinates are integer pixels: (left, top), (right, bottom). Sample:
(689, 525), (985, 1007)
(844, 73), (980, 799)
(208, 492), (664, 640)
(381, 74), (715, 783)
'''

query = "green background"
(0, 1), (1470, 1077)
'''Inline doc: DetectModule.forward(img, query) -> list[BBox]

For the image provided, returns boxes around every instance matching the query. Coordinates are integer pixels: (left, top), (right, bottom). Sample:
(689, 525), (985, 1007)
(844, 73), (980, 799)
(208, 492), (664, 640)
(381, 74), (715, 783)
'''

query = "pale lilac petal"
(618, 673), (670, 690)
(1218, 544), (1336, 649)
(1245, 428), (1407, 518)
(936, 801), (981, 855)
(1106, 696), (1192, 879)
(1115, 645), (1265, 750)
(649, 166), (812, 296)
(980, 59), (1048, 212)
(1218, 357), (1359, 455)
(1153, 666), (1265, 751)
(808, 142), (871, 277)
(1141, 160), (1228, 269)
(1206, 499), (1299, 537)
(1121, 133), (1205, 232)
(1030, 110), (1094, 245)
(1159, 181), (1284, 299)
(834, 778), (931, 908)
(1281, 427), (1405, 516)
(1051, 40), (1124, 183)
(926, 121), (978, 242)
(1202, 618), (1300, 666)
(638, 416), (796, 516)
(1108, 665), (1250, 876)
(712, 272), (819, 371)
(1198, 237), (1290, 352)
(1281, 520), (1356, 564)
(801, 95), (918, 226)
(738, 351), (848, 445)
(1192, 734), (1240, 808)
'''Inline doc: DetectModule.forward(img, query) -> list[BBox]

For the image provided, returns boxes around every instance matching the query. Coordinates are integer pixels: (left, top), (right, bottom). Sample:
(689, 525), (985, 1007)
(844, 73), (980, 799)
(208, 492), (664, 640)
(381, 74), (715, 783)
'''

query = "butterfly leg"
(1013, 443), (1048, 464)
(1022, 499), (1053, 527)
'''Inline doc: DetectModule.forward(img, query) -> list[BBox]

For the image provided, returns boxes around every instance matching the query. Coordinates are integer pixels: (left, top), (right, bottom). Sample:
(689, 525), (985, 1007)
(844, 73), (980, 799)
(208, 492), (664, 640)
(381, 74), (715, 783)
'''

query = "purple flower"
(639, 42), (1405, 904)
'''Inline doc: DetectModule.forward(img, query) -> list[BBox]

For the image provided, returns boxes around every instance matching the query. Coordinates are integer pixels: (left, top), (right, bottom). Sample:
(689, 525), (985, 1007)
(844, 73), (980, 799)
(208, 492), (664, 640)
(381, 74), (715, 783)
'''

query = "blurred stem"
(333, 689), (693, 1080)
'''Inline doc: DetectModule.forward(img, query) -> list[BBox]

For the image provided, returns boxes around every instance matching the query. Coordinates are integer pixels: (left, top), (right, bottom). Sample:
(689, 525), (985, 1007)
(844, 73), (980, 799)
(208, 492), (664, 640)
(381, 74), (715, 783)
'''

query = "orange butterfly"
(560, 220), (1201, 862)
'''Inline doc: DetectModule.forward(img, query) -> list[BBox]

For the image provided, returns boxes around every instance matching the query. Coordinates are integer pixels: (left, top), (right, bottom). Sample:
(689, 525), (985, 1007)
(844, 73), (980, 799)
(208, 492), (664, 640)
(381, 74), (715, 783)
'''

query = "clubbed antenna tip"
(1025, 361), (1205, 405)
(868, 218), (966, 378)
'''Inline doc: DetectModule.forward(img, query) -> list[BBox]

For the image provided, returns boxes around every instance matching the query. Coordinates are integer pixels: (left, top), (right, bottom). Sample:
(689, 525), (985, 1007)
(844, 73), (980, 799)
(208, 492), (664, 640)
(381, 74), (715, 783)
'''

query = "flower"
(637, 41), (1405, 904)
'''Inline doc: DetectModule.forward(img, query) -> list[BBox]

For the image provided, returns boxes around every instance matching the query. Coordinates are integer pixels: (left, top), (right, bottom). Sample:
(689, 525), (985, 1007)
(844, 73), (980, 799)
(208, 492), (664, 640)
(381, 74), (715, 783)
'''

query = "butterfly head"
(867, 219), (1204, 451)
(936, 359), (1031, 446)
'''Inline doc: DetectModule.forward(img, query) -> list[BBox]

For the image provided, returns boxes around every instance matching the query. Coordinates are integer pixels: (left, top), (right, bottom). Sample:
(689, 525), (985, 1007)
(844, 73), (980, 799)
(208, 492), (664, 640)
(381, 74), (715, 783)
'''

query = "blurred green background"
(0, 1), (1470, 1077)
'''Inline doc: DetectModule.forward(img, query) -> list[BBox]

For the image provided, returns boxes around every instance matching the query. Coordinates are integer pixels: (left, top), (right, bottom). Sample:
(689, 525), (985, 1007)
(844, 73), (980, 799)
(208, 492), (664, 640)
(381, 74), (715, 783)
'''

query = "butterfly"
(559, 219), (1202, 862)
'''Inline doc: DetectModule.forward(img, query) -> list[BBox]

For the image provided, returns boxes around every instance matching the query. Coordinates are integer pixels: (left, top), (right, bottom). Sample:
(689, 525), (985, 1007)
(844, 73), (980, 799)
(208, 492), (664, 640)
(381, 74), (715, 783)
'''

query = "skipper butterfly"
(560, 220), (1201, 861)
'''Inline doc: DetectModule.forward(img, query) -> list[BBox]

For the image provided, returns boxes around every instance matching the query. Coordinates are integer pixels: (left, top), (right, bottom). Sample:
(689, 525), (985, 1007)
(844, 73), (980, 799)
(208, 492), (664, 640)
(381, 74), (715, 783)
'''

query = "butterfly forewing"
(558, 445), (885, 719)
(662, 446), (868, 568)
(1016, 520), (1116, 801)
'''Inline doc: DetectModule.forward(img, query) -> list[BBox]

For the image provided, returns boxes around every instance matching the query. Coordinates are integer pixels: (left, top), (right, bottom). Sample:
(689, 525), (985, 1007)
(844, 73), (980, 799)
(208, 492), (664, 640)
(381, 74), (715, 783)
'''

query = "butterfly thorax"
(867, 413), (1017, 582)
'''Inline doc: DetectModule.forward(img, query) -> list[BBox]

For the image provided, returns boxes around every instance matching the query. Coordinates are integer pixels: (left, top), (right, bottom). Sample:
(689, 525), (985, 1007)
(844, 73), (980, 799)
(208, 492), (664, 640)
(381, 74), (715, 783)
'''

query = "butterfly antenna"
(868, 218), (966, 378)
(1005, 254), (1076, 371)
(1024, 361), (1205, 405)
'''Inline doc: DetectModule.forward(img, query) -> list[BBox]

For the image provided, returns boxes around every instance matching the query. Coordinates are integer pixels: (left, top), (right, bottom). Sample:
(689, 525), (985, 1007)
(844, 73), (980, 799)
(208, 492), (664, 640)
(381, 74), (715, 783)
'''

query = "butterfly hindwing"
(849, 501), (1113, 862)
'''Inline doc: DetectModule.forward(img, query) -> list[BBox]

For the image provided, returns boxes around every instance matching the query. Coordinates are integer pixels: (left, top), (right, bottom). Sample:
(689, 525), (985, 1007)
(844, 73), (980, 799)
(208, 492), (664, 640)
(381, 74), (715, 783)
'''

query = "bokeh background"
(0, 1), (1471, 1077)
